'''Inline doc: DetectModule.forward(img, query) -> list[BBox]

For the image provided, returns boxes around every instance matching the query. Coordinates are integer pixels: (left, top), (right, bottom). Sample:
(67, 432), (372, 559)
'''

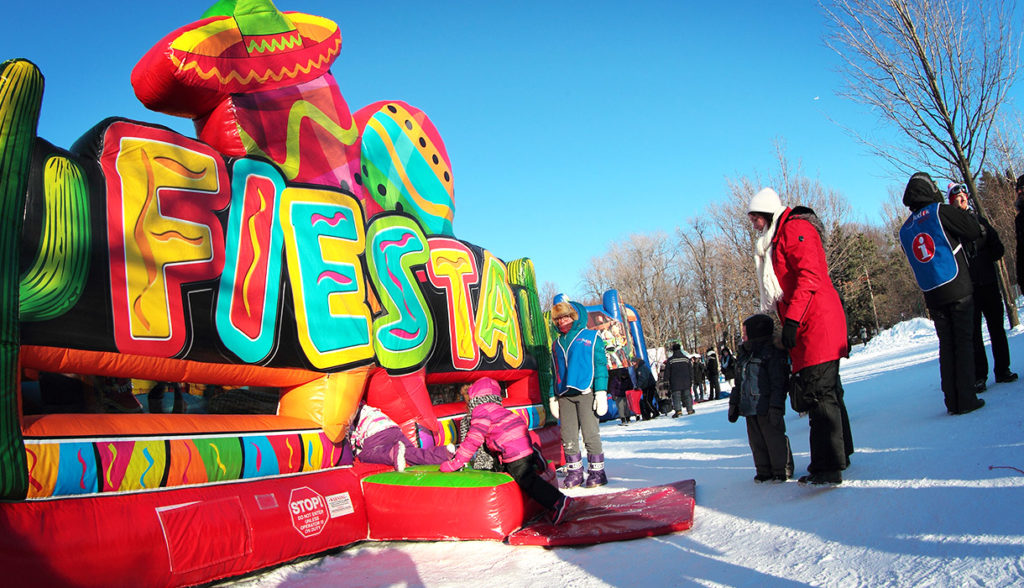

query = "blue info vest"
(899, 202), (960, 292)
(553, 329), (598, 396)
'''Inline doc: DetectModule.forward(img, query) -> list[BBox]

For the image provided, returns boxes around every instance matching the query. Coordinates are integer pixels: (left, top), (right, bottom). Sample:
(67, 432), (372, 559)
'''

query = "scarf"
(458, 393), (503, 471)
(754, 210), (785, 313)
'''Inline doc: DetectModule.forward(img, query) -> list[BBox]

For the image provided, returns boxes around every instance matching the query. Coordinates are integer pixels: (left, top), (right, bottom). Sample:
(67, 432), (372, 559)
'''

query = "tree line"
(569, 0), (1023, 353)
(573, 146), (1022, 352)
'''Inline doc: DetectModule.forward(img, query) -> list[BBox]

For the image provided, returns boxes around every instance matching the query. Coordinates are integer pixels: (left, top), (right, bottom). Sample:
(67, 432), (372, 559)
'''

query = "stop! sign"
(289, 487), (329, 538)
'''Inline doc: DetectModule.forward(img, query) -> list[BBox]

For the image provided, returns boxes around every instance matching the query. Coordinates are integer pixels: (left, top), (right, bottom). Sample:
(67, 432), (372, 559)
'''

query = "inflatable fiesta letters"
(0, 1), (586, 585)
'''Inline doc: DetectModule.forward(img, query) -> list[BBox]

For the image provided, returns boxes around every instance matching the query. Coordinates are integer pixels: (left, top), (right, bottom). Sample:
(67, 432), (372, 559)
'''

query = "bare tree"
(822, 0), (1022, 324)
(538, 281), (560, 310)
(579, 232), (685, 346)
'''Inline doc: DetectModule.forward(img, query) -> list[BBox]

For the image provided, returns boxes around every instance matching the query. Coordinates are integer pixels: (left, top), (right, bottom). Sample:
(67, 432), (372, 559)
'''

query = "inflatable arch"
(0, 1), (569, 585)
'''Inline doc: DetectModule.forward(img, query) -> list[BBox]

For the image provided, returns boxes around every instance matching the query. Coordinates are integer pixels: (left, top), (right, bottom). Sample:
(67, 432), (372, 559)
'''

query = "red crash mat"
(507, 479), (695, 546)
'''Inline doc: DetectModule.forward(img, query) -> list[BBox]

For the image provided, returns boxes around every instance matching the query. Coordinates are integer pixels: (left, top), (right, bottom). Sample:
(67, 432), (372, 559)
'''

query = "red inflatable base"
(507, 479), (696, 546)
(362, 467), (546, 541)
(0, 467), (373, 588)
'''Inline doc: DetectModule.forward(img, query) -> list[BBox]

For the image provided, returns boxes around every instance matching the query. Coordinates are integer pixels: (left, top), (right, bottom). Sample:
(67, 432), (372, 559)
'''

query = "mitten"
(728, 404), (739, 423)
(769, 406), (785, 428)
(549, 396), (560, 420)
(439, 460), (460, 473)
(593, 390), (608, 416)
(781, 318), (799, 350)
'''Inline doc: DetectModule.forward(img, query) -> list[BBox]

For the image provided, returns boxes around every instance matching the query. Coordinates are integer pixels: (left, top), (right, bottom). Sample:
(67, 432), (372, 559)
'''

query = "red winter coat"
(770, 207), (849, 372)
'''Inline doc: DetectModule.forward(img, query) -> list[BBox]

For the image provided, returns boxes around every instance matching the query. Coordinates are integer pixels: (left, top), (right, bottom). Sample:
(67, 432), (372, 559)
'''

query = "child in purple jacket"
(439, 377), (573, 525)
(350, 402), (453, 471)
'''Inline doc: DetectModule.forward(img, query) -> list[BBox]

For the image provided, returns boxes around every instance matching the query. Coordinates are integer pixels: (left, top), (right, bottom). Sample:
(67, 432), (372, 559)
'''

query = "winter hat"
(467, 377), (501, 398)
(1016, 174), (1024, 191)
(748, 187), (784, 215)
(903, 172), (942, 208)
(743, 313), (774, 340)
(551, 293), (578, 321)
(946, 182), (967, 202)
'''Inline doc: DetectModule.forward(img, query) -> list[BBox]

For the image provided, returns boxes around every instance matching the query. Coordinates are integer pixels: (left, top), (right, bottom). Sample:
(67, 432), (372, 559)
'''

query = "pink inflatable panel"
(507, 479), (696, 546)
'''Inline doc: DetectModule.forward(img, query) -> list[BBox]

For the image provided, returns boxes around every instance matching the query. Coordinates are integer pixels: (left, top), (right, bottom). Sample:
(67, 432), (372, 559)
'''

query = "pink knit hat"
(467, 377), (501, 398)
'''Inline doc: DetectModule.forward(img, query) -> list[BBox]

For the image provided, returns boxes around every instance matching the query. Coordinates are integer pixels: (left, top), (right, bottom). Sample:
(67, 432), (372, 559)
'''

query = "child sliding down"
(350, 402), (453, 471)
(439, 377), (573, 525)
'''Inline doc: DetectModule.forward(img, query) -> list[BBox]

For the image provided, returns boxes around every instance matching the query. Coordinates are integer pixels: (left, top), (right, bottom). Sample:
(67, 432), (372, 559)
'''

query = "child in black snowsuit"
(728, 314), (794, 482)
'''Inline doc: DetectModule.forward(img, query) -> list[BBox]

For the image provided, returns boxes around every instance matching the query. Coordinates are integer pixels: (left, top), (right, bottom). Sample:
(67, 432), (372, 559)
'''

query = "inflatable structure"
(0, 1), (591, 585)
(580, 289), (652, 420)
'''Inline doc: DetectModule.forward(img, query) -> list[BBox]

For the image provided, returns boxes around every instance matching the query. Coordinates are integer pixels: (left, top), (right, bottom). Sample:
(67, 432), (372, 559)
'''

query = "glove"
(769, 406), (785, 429)
(593, 390), (608, 416)
(728, 404), (739, 423)
(781, 318), (799, 350)
(549, 396), (560, 420)
(439, 460), (459, 473)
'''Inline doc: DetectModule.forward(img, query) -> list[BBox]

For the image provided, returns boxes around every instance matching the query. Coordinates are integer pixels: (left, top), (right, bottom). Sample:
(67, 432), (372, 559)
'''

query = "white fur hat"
(748, 187), (784, 215)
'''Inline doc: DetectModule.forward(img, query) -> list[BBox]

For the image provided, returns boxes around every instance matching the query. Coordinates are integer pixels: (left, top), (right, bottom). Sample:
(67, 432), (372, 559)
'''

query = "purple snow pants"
(357, 427), (451, 466)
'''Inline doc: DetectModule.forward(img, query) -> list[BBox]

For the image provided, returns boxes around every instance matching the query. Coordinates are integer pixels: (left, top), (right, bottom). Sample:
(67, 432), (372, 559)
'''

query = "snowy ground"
(226, 318), (1024, 587)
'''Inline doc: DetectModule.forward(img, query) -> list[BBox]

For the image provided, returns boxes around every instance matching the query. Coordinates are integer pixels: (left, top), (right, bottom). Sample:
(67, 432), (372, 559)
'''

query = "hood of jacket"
(903, 172), (943, 212)
(557, 300), (591, 340)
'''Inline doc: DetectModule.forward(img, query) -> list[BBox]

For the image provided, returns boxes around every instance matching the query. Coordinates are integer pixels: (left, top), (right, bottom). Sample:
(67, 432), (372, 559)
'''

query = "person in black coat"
(900, 172), (984, 415)
(729, 314), (794, 482)
(705, 348), (721, 400)
(633, 357), (659, 420)
(947, 183), (1017, 389)
(665, 343), (694, 417)
(719, 346), (736, 386)
(692, 355), (706, 402)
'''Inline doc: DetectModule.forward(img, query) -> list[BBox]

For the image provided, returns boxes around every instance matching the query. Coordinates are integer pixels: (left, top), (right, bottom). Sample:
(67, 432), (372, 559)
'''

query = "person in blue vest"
(550, 293), (609, 488)
(899, 172), (985, 415)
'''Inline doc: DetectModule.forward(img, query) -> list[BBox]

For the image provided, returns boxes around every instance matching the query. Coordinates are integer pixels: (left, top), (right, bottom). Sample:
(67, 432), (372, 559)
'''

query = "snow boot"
(561, 453), (584, 489)
(550, 495), (573, 525)
(583, 453), (607, 488)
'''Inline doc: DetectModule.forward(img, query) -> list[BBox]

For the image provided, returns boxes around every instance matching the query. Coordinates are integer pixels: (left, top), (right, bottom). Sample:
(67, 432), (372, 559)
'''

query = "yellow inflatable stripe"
(171, 18), (240, 52)
(365, 117), (454, 221)
(168, 37), (340, 86)
(237, 98), (358, 179)
(241, 185), (269, 316)
(384, 103), (453, 190)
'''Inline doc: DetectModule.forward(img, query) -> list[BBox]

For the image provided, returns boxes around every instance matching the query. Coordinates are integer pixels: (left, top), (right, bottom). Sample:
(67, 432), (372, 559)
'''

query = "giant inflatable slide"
(0, 1), (689, 586)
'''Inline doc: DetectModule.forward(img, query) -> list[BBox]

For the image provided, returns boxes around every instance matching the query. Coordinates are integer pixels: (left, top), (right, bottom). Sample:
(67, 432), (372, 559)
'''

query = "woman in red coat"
(748, 187), (854, 485)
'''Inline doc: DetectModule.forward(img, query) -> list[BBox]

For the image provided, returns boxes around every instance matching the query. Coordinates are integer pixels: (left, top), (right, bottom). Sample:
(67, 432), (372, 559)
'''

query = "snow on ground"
(225, 318), (1024, 587)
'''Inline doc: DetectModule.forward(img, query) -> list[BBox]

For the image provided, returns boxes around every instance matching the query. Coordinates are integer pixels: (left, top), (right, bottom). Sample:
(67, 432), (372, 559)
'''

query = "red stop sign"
(289, 487), (329, 538)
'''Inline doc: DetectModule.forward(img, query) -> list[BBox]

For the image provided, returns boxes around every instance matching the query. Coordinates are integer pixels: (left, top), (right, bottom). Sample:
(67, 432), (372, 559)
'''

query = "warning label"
(327, 492), (354, 518)
(289, 487), (329, 538)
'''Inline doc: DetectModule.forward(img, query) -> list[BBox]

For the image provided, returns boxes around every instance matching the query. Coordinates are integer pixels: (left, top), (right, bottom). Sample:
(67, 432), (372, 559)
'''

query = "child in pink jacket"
(439, 377), (572, 524)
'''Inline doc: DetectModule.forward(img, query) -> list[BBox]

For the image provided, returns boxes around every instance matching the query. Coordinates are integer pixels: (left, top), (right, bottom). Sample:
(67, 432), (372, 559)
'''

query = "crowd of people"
(395, 173), (1024, 526)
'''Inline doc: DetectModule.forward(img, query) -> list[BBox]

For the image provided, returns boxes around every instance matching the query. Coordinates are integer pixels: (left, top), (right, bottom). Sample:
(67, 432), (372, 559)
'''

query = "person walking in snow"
(549, 294), (609, 488)
(350, 402), (453, 471)
(440, 377), (572, 524)
(947, 183), (1018, 391)
(665, 343), (694, 417)
(899, 173), (985, 416)
(729, 313), (794, 482)
(748, 187), (853, 485)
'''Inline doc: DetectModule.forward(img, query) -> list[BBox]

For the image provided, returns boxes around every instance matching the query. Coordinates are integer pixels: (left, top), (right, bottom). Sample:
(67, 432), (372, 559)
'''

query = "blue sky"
(3, 1), (1020, 300)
